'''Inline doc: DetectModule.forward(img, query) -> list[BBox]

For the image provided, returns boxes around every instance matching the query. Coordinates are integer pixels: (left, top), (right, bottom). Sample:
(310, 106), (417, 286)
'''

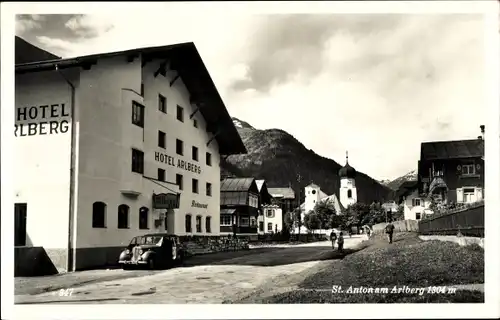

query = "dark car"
(118, 233), (185, 270)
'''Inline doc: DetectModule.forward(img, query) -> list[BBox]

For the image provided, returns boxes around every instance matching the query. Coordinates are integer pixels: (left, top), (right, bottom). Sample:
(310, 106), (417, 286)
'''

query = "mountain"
(385, 170), (418, 191)
(221, 117), (394, 205)
(15, 36), (60, 64)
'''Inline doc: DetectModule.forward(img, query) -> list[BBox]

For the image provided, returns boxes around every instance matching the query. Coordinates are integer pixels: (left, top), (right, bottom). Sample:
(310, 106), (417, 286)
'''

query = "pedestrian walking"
(330, 231), (337, 249)
(337, 232), (344, 252)
(385, 221), (395, 244)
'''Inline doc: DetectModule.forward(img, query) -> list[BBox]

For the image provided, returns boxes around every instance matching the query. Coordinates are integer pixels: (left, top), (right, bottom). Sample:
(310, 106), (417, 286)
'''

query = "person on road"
(385, 221), (395, 244)
(330, 231), (337, 249)
(337, 232), (344, 252)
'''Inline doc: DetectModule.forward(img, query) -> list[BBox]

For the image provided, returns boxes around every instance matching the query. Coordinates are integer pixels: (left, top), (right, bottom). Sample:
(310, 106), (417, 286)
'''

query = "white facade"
(403, 189), (431, 220)
(339, 177), (357, 209)
(258, 205), (283, 234)
(14, 46), (238, 270)
(304, 184), (321, 215)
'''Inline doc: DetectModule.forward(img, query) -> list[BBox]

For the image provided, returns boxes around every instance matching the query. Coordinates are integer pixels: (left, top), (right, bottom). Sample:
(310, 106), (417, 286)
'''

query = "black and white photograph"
(2, 1), (499, 319)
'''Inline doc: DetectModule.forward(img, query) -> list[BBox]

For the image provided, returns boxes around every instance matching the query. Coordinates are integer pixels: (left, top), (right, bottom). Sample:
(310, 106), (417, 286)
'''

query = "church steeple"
(339, 150), (356, 179)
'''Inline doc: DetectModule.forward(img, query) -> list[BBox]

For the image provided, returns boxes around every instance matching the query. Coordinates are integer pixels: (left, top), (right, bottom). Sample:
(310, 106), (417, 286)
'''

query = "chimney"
(480, 125), (485, 140)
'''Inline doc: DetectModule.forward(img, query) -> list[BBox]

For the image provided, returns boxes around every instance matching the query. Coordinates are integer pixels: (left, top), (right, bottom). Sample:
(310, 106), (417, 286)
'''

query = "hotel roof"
(15, 42), (247, 155)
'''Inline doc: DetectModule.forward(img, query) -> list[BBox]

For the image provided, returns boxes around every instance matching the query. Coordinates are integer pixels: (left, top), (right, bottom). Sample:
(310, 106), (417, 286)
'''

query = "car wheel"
(147, 257), (156, 270)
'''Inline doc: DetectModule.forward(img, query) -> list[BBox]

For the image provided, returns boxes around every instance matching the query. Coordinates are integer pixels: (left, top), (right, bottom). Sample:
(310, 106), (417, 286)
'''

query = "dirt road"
(15, 236), (366, 304)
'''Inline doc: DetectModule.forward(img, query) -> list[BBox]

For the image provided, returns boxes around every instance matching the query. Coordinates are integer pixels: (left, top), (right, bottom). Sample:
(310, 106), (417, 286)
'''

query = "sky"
(15, 12), (487, 181)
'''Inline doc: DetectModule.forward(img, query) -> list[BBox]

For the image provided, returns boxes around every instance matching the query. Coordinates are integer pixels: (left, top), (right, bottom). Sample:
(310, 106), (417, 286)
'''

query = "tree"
(313, 199), (337, 229)
(392, 204), (404, 221)
(284, 211), (295, 233)
(303, 211), (321, 233)
(368, 202), (386, 225)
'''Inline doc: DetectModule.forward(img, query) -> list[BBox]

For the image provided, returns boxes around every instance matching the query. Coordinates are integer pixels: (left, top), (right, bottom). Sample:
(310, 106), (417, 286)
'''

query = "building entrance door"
(14, 203), (27, 246)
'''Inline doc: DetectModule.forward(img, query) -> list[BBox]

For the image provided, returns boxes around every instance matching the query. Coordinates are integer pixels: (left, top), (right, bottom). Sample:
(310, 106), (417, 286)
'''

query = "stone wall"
(181, 236), (249, 256)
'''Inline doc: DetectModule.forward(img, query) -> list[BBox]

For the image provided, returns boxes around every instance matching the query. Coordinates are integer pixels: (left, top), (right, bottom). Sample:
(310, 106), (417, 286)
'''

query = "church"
(294, 152), (357, 234)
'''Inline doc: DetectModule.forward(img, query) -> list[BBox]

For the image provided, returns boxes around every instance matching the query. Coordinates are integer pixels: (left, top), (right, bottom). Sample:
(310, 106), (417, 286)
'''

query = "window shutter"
(411, 199), (415, 207)
(456, 189), (463, 203)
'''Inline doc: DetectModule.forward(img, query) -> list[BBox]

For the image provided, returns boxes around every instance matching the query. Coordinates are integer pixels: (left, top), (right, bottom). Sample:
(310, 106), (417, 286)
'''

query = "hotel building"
(14, 41), (246, 271)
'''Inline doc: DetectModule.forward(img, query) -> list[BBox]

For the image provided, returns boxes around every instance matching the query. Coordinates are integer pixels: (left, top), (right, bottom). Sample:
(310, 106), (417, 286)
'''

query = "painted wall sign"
(154, 151), (202, 174)
(153, 193), (180, 209)
(191, 200), (208, 209)
(15, 104), (70, 137)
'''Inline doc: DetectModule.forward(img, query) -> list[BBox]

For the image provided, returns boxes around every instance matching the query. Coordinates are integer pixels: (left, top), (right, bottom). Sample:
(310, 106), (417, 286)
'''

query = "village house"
(14, 38), (246, 271)
(396, 181), (427, 220)
(417, 126), (485, 213)
(255, 180), (279, 234)
(219, 177), (260, 239)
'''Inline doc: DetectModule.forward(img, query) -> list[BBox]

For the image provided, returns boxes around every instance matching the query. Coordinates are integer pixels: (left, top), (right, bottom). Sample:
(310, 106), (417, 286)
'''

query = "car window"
(130, 237), (137, 245)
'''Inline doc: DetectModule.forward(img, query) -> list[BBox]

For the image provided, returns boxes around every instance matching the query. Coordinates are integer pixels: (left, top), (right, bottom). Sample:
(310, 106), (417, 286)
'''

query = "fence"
(372, 220), (418, 235)
(418, 203), (484, 237)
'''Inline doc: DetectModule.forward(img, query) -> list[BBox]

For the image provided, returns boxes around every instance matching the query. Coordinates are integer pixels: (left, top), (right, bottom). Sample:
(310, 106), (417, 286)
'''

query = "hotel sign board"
(153, 193), (180, 209)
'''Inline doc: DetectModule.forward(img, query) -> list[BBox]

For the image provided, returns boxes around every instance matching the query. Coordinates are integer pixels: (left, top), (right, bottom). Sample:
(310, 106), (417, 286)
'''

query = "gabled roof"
(220, 178), (257, 192)
(306, 183), (321, 189)
(15, 36), (60, 64)
(268, 187), (295, 199)
(420, 139), (484, 161)
(299, 192), (344, 214)
(15, 41), (247, 155)
(396, 180), (419, 200)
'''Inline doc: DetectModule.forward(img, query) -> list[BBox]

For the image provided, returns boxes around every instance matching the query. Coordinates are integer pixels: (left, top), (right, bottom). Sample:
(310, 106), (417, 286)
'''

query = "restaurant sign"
(152, 193), (180, 209)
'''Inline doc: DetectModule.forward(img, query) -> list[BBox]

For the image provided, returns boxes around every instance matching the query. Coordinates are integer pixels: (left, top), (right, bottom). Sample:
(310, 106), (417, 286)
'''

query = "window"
(14, 203), (27, 246)
(463, 188), (476, 203)
(206, 182), (212, 196)
(196, 216), (202, 233)
(240, 216), (250, 227)
(132, 101), (145, 128)
(192, 178), (199, 194)
(205, 216), (212, 233)
(176, 139), (183, 155)
(250, 216), (257, 227)
(139, 207), (149, 229)
(206, 152), (212, 166)
(158, 94), (166, 113)
(266, 209), (274, 218)
(176, 174), (183, 190)
(118, 204), (129, 229)
(192, 146), (199, 161)
(267, 223), (273, 231)
(220, 215), (232, 226)
(177, 105), (184, 122)
(158, 131), (166, 148)
(259, 221), (264, 232)
(185, 214), (192, 232)
(140, 81), (144, 97)
(416, 212), (421, 220)
(347, 189), (352, 198)
(412, 198), (421, 207)
(157, 168), (165, 182)
(462, 164), (476, 176)
(193, 119), (198, 128)
(131, 149), (144, 174)
(92, 202), (106, 228)
(249, 194), (259, 208)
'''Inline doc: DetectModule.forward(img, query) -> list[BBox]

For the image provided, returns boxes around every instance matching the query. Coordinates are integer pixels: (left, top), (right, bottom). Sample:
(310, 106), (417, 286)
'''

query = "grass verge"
(264, 232), (484, 303)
